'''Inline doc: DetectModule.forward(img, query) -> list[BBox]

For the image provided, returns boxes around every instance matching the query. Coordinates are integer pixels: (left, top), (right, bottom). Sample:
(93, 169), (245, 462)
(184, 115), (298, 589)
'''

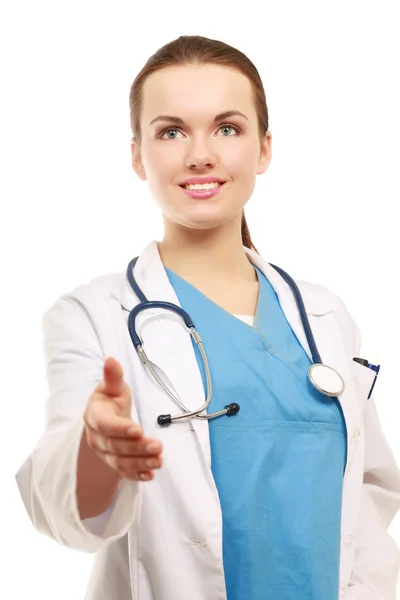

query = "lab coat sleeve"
(341, 323), (400, 599)
(15, 294), (141, 553)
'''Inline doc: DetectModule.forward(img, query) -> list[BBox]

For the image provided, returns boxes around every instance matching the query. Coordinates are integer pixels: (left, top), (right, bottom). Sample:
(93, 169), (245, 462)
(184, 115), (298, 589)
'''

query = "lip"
(179, 176), (226, 185)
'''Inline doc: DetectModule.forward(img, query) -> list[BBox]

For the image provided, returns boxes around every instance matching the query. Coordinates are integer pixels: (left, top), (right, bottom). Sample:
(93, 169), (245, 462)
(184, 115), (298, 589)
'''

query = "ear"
(131, 138), (147, 181)
(257, 130), (272, 175)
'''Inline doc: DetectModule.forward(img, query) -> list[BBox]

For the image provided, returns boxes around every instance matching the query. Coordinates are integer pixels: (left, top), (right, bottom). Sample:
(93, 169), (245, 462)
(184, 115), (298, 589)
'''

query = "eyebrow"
(149, 110), (249, 126)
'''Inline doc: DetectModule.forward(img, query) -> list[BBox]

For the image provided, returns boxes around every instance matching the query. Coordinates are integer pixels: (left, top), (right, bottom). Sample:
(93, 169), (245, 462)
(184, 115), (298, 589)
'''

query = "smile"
(180, 182), (223, 190)
(179, 182), (226, 199)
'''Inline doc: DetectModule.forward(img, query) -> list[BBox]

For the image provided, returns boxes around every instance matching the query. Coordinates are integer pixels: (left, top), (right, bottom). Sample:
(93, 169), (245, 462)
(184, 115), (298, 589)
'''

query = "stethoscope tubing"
(268, 263), (322, 365)
(126, 256), (342, 425)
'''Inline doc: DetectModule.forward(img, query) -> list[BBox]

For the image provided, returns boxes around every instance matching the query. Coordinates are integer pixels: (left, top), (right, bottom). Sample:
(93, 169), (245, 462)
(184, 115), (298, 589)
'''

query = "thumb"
(102, 357), (125, 397)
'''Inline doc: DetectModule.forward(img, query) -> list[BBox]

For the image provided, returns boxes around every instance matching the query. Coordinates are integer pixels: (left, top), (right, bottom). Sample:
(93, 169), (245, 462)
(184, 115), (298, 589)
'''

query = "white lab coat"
(16, 240), (400, 600)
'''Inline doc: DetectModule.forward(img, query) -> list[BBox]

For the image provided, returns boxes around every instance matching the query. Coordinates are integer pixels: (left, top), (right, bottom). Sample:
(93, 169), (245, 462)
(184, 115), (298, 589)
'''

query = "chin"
(178, 212), (236, 231)
(163, 198), (242, 230)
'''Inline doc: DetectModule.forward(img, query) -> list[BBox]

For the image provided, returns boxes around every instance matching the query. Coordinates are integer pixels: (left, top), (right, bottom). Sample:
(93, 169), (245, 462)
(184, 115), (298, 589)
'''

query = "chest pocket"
(350, 359), (377, 412)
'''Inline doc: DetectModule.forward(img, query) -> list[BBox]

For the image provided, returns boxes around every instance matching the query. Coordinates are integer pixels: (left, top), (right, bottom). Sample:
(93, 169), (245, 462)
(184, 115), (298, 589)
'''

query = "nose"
(186, 156), (216, 170)
(185, 139), (218, 170)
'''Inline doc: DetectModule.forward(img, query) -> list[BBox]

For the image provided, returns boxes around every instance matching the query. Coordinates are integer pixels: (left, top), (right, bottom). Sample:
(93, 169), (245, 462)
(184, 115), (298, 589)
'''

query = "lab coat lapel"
(302, 310), (367, 473)
(118, 241), (212, 463)
(245, 247), (365, 475)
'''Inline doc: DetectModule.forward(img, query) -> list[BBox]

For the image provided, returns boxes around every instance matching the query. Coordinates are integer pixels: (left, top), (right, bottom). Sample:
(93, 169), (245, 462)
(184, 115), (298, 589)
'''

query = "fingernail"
(97, 438), (107, 451)
(105, 455), (115, 469)
(140, 473), (151, 480)
(128, 426), (141, 436)
(145, 458), (158, 468)
(145, 442), (159, 453)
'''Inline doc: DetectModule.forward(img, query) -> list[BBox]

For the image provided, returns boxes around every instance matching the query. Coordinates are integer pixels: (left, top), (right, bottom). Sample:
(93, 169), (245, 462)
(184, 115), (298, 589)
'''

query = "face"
(131, 63), (272, 232)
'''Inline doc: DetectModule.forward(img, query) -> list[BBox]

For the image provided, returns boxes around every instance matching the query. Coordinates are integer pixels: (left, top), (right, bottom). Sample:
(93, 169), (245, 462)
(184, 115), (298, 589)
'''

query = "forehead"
(141, 64), (255, 123)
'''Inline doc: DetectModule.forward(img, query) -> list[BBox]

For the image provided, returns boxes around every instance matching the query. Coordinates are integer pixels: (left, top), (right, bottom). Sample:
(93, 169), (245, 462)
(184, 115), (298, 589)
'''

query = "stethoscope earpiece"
(157, 414), (173, 426)
(225, 403), (240, 416)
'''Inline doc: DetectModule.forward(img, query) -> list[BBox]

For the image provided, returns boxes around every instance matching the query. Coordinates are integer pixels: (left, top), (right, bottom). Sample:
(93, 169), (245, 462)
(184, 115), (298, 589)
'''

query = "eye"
(217, 124), (241, 136)
(160, 128), (184, 140)
(159, 123), (241, 139)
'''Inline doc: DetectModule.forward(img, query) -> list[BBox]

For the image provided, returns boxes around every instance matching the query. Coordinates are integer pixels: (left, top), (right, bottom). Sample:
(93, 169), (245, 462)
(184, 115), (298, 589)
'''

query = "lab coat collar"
(117, 240), (340, 315)
(116, 240), (340, 363)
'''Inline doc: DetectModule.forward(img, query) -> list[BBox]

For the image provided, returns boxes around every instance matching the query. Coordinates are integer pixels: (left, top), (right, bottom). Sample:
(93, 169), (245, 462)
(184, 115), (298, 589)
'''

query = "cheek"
(146, 146), (181, 183)
(223, 138), (260, 173)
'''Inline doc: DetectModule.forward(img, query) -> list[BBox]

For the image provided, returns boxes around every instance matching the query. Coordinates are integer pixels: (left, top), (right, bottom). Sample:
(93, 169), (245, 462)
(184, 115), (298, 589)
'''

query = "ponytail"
(241, 212), (259, 254)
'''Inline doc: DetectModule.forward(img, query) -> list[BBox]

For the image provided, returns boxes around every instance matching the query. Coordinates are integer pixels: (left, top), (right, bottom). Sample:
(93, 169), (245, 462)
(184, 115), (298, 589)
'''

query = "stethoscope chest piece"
(308, 363), (345, 397)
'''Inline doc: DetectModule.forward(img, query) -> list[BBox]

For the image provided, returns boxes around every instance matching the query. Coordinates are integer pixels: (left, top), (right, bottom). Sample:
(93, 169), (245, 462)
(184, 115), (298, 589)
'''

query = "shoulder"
(254, 250), (361, 343)
(42, 270), (126, 326)
(295, 278), (343, 315)
(295, 277), (361, 353)
(69, 271), (124, 304)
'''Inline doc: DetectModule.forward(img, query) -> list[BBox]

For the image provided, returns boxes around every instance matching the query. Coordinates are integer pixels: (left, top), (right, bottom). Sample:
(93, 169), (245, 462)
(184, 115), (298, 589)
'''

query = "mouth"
(179, 181), (226, 191)
(178, 181), (226, 199)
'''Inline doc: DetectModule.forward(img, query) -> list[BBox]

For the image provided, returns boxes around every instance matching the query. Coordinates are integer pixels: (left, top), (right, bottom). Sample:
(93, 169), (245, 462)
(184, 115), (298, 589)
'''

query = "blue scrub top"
(164, 264), (346, 600)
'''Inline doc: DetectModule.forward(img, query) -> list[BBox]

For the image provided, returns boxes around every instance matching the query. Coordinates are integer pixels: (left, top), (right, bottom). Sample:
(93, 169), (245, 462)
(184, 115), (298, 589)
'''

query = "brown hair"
(129, 35), (270, 254)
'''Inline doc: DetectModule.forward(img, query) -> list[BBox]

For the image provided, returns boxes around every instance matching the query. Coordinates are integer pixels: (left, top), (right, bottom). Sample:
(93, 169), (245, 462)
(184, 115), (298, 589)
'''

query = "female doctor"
(16, 35), (400, 600)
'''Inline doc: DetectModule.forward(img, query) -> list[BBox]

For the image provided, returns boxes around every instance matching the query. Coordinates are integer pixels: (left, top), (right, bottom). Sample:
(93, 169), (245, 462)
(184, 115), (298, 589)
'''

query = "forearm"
(77, 430), (123, 519)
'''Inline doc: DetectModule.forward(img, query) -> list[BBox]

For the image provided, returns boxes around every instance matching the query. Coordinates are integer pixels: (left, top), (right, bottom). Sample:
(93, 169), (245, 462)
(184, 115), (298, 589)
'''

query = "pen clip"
(352, 358), (381, 399)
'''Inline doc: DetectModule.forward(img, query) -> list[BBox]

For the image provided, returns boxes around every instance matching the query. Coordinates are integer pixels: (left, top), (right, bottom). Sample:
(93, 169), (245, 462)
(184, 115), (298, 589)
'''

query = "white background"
(2, 1), (400, 598)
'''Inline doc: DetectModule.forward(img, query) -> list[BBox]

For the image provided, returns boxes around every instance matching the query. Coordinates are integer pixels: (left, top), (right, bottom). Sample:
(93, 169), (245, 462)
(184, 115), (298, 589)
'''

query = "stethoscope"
(126, 257), (345, 426)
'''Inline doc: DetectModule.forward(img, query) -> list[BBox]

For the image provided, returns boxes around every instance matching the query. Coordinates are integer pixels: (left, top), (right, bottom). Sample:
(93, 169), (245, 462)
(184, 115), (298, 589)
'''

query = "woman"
(16, 35), (400, 600)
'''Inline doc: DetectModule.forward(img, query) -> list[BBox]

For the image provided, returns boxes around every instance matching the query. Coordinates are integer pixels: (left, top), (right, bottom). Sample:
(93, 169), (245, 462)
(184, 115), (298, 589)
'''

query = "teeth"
(184, 182), (221, 190)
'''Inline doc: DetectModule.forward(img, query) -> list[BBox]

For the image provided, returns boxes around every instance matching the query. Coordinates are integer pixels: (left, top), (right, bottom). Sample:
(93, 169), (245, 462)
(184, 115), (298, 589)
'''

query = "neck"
(158, 217), (257, 284)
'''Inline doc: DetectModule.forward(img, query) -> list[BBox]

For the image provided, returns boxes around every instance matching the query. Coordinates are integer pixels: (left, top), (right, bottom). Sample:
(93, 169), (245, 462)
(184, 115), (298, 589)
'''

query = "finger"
(136, 471), (155, 482)
(84, 403), (140, 437)
(122, 470), (155, 482)
(87, 429), (163, 457)
(126, 471), (155, 482)
(102, 357), (125, 397)
(98, 451), (163, 476)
